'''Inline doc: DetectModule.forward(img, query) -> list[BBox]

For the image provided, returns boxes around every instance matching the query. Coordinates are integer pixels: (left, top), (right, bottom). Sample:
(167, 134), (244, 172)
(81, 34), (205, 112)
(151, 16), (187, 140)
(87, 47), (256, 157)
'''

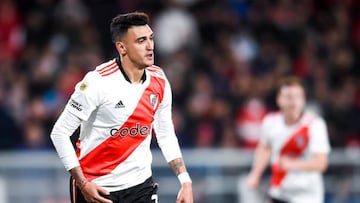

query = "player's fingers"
(97, 185), (110, 195)
(177, 197), (192, 203)
(176, 194), (186, 203)
(245, 179), (255, 189)
(249, 181), (259, 189)
(246, 175), (260, 189)
(95, 195), (113, 203)
(176, 194), (182, 203)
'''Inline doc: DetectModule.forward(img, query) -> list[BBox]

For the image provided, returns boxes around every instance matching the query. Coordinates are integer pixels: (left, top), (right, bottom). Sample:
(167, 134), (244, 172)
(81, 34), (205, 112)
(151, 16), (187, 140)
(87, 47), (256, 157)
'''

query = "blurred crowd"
(0, 0), (359, 151)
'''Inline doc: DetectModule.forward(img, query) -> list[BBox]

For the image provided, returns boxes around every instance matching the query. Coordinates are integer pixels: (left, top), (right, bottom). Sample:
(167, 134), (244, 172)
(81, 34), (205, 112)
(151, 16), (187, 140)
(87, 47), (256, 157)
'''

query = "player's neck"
(284, 113), (303, 125)
(121, 59), (145, 84)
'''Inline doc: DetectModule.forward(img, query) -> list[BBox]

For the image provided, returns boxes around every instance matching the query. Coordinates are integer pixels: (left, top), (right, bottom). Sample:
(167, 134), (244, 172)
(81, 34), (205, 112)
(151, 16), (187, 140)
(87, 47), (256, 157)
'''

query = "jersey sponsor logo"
(110, 123), (150, 137)
(115, 100), (125, 108)
(69, 99), (83, 111)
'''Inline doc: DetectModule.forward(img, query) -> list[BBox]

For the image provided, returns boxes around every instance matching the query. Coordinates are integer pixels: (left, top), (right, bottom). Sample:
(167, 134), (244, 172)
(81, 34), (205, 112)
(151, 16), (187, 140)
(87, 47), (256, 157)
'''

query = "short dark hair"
(110, 12), (149, 43)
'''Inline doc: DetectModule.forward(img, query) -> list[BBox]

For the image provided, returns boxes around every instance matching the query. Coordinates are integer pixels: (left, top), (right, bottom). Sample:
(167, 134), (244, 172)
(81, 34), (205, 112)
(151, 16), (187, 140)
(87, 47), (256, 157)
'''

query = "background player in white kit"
(50, 12), (193, 203)
(245, 77), (331, 203)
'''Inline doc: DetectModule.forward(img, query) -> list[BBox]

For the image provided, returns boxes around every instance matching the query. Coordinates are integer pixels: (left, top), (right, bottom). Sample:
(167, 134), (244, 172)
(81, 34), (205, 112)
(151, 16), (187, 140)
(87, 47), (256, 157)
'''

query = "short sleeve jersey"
(64, 58), (178, 191)
(260, 111), (331, 203)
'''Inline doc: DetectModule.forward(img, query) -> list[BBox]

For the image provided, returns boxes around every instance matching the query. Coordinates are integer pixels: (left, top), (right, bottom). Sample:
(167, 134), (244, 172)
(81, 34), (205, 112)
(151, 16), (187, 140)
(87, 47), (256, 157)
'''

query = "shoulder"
(263, 111), (282, 122)
(76, 59), (118, 91)
(74, 71), (101, 94)
(260, 112), (282, 130)
(302, 112), (327, 131)
(94, 59), (119, 77)
(302, 111), (325, 125)
(146, 65), (167, 80)
(86, 59), (119, 82)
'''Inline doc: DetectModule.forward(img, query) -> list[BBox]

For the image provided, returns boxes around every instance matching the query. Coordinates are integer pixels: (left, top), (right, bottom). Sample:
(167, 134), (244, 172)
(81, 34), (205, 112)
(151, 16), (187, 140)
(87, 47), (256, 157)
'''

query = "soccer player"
(245, 76), (331, 203)
(50, 12), (193, 203)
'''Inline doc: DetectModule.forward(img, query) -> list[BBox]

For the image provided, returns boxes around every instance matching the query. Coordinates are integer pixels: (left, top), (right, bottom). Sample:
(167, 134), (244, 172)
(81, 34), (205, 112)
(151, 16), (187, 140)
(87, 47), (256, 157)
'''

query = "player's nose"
(146, 39), (154, 50)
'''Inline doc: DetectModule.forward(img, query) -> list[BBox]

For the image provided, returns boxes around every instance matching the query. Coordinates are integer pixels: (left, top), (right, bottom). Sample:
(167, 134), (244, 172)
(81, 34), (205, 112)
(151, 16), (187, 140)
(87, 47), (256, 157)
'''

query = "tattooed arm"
(69, 167), (112, 203)
(169, 158), (187, 175)
(153, 78), (193, 202)
(169, 158), (193, 203)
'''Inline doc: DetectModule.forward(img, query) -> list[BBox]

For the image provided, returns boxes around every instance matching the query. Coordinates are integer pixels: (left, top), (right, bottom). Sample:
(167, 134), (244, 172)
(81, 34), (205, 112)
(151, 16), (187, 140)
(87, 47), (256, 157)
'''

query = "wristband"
(177, 172), (192, 184)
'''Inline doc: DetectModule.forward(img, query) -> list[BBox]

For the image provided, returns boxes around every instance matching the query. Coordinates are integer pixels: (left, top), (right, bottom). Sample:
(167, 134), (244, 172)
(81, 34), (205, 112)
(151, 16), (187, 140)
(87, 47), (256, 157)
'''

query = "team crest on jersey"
(296, 136), (304, 147)
(149, 93), (159, 110)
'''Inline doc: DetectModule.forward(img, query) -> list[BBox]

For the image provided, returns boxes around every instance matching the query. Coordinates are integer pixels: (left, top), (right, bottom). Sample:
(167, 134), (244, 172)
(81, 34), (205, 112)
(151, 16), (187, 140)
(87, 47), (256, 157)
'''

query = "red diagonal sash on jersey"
(271, 126), (309, 187)
(78, 76), (165, 181)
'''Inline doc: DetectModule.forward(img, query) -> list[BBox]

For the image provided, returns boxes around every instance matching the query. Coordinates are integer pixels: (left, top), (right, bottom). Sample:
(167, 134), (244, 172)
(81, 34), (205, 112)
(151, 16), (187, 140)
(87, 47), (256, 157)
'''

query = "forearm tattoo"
(169, 158), (185, 175)
(69, 167), (87, 188)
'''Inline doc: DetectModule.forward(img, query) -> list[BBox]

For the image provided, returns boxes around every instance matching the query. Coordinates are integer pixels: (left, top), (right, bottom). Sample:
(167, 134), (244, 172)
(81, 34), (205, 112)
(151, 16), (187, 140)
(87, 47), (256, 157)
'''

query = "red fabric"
(271, 126), (309, 187)
(78, 75), (165, 181)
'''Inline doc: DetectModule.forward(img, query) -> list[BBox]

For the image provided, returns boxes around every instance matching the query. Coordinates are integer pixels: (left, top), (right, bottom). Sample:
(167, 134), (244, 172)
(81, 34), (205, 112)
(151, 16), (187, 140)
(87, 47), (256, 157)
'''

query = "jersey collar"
(116, 57), (146, 84)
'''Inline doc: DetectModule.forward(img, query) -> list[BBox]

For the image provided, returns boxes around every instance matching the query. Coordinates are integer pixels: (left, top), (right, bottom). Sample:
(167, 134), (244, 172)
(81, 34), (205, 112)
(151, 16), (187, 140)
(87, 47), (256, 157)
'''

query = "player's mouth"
(146, 53), (153, 60)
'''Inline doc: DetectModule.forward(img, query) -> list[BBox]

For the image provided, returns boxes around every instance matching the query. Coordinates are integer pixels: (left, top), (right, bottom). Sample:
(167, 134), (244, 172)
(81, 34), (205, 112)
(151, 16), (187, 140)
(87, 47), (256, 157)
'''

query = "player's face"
(277, 84), (305, 120)
(121, 25), (154, 69)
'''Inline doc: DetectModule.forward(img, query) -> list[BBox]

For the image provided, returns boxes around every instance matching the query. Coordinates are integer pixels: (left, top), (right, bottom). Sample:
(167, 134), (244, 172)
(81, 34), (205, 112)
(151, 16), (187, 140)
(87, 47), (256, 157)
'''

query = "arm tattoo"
(169, 158), (186, 175)
(69, 166), (88, 188)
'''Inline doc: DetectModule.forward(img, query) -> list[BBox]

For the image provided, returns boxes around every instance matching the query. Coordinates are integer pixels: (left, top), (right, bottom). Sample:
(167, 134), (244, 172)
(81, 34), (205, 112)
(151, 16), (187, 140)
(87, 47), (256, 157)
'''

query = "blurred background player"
(244, 76), (331, 203)
(50, 12), (193, 203)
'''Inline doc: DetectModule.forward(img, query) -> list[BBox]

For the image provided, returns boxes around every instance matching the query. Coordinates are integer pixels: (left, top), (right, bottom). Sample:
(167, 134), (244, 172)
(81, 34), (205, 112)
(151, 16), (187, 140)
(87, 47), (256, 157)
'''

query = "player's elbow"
(49, 128), (57, 142)
(318, 161), (328, 172)
(314, 153), (329, 172)
(50, 123), (64, 144)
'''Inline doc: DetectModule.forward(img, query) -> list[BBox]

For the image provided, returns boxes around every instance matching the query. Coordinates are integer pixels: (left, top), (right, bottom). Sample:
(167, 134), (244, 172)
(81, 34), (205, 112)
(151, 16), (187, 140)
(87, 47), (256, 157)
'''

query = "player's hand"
(279, 156), (297, 170)
(245, 173), (260, 189)
(80, 181), (113, 203)
(176, 182), (193, 203)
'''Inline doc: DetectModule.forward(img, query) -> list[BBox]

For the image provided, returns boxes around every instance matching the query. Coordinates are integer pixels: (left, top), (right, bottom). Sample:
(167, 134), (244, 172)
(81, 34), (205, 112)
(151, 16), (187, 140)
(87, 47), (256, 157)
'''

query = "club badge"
(296, 136), (304, 147)
(150, 93), (159, 110)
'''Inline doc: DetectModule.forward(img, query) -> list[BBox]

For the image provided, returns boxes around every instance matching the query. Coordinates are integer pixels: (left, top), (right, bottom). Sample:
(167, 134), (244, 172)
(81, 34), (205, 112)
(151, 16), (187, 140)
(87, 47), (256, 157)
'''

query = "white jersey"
(260, 111), (330, 203)
(62, 58), (182, 191)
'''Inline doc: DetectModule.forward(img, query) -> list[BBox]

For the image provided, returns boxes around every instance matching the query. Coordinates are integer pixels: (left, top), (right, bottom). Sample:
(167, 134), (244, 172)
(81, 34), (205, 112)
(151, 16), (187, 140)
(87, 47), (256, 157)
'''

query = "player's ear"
(116, 41), (127, 56)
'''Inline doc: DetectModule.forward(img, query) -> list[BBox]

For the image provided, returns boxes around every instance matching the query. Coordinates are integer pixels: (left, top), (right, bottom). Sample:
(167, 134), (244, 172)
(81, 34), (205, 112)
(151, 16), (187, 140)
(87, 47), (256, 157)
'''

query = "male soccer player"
(245, 77), (330, 203)
(50, 12), (193, 203)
